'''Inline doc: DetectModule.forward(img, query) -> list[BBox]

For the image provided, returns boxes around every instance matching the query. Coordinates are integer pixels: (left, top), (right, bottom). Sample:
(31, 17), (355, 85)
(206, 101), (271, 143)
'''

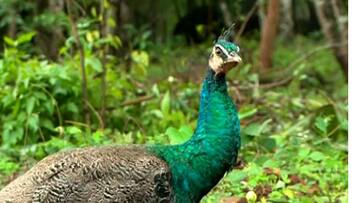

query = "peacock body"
(0, 38), (242, 203)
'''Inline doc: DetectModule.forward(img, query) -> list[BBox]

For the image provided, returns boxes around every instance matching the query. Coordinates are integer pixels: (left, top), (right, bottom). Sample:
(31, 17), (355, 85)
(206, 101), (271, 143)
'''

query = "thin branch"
(24, 116), (29, 146)
(106, 95), (155, 111)
(65, 120), (90, 128)
(65, 0), (90, 125)
(120, 95), (155, 107)
(85, 100), (104, 130)
(219, 1), (232, 26)
(331, 0), (342, 31)
(260, 76), (292, 89)
(99, 0), (112, 129)
(235, 42), (347, 91)
(314, 0), (348, 80)
(38, 126), (46, 142)
(285, 42), (347, 70)
(326, 124), (341, 137)
(73, 0), (87, 16)
(31, 84), (63, 127)
(123, 116), (146, 138)
(234, 2), (259, 43)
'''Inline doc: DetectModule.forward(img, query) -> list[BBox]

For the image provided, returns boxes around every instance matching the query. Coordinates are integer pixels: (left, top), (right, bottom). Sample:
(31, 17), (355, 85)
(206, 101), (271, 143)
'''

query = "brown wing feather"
(0, 146), (174, 203)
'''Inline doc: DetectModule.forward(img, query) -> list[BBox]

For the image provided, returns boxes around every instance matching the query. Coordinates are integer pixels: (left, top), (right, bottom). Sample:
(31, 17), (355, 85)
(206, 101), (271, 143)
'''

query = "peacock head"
(208, 39), (242, 75)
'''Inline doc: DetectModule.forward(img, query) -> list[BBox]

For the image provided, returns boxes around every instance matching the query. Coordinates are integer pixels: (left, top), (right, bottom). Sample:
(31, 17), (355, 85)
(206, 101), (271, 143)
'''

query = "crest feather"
(218, 23), (236, 41)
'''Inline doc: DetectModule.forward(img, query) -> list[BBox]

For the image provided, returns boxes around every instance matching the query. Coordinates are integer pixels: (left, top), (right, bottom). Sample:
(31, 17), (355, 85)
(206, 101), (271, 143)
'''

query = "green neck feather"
(149, 68), (241, 202)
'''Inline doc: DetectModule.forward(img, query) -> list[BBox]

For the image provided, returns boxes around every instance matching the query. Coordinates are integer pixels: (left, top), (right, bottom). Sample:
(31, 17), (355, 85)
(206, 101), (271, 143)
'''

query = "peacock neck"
(151, 68), (241, 202)
(184, 67), (240, 169)
(194, 68), (229, 136)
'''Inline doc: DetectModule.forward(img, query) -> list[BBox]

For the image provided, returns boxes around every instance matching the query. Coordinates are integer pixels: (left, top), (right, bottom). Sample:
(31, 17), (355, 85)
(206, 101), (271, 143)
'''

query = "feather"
(218, 23), (236, 41)
(0, 146), (173, 203)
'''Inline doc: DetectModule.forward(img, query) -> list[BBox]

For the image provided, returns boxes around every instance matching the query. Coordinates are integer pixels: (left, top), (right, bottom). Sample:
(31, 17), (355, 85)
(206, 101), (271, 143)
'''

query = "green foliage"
(165, 125), (193, 144)
(0, 14), (347, 202)
(0, 33), (81, 147)
(0, 0), (348, 201)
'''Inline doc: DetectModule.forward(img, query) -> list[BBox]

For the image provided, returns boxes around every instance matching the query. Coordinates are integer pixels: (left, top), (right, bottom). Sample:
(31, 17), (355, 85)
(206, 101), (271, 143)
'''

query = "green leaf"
(15, 127), (24, 142)
(0, 158), (20, 175)
(165, 126), (191, 144)
(85, 57), (102, 72)
(41, 118), (54, 130)
(298, 148), (310, 160)
(268, 191), (284, 199)
(263, 159), (279, 168)
(34, 92), (48, 101)
(299, 164), (314, 175)
(338, 194), (348, 203)
(44, 101), (54, 114)
(309, 151), (325, 161)
(275, 180), (285, 189)
(16, 31), (36, 45)
(244, 119), (272, 137)
(3, 36), (15, 46)
(225, 170), (246, 184)
(152, 84), (160, 97)
(66, 102), (79, 113)
(26, 97), (36, 115)
(280, 170), (290, 183)
(282, 188), (295, 199)
(28, 114), (39, 132)
(17, 112), (27, 123)
(1, 94), (15, 108)
(161, 91), (170, 115)
(165, 127), (179, 144)
(150, 109), (164, 119)
(314, 116), (331, 135)
(91, 130), (107, 145)
(178, 125), (193, 139)
(238, 107), (257, 120)
(339, 118), (348, 131)
(260, 138), (276, 152)
(131, 50), (149, 76)
(66, 126), (82, 135)
(255, 155), (269, 166)
(244, 123), (261, 136)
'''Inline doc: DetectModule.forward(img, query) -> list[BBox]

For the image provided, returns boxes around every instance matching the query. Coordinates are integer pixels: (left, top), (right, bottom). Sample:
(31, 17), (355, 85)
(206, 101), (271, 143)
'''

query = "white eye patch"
(214, 44), (240, 57)
(214, 45), (229, 56)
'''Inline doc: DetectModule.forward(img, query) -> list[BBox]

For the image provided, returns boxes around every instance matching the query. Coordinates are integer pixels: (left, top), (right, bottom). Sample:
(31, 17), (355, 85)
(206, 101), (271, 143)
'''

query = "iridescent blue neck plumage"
(194, 68), (229, 136)
(149, 67), (241, 202)
(185, 67), (240, 172)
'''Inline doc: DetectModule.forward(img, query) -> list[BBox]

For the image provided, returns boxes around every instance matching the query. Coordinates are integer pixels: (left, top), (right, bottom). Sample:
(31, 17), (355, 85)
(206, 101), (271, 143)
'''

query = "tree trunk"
(332, 0), (348, 80)
(66, 0), (90, 126)
(279, 0), (294, 39)
(314, 0), (348, 81)
(259, 0), (281, 71)
(234, 2), (258, 43)
(99, 0), (115, 129)
(219, 1), (232, 27)
(48, 0), (64, 60)
(7, 8), (17, 38)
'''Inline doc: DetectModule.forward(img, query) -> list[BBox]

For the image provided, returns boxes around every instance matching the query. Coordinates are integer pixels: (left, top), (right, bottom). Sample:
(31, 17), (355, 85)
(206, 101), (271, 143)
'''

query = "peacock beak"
(227, 53), (242, 64)
(221, 54), (242, 72)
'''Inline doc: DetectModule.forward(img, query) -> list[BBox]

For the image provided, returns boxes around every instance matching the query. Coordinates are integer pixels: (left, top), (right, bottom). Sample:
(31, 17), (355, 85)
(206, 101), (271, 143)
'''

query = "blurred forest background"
(0, 0), (347, 202)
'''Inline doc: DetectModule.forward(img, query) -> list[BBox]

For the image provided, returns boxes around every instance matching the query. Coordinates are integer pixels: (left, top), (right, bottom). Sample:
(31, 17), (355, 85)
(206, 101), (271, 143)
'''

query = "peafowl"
(0, 35), (242, 203)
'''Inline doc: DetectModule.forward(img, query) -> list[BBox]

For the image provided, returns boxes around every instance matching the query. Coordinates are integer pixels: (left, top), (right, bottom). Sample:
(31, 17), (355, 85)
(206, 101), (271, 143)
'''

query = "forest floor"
(0, 35), (347, 202)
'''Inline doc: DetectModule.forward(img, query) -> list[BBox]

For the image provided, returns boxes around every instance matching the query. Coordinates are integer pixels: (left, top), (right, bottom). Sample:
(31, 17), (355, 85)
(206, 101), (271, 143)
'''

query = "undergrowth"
(0, 34), (347, 202)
